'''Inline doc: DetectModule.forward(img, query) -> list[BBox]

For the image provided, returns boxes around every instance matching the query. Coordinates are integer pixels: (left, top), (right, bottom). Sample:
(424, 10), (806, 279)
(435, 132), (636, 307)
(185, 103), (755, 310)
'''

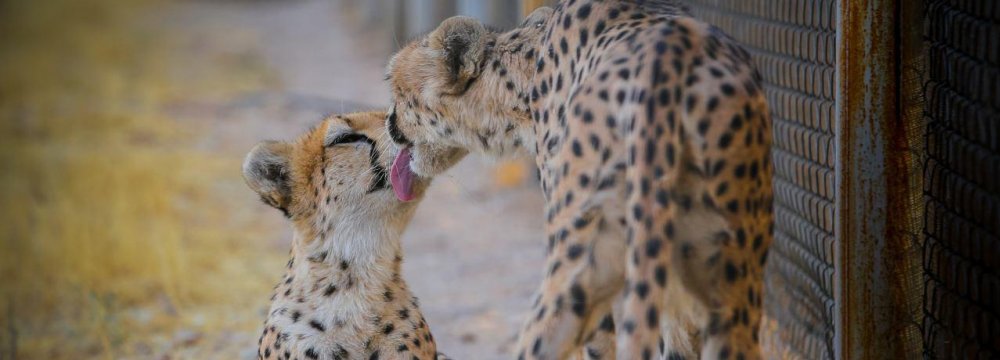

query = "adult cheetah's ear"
(428, 16), (489, 95)
(243, 141), (293, 215)
(521, 6), (553, 28)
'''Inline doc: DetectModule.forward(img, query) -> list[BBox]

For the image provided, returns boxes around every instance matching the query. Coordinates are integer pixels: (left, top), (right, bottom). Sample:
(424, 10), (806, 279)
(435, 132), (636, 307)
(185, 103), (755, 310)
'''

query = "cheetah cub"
(244, 112), (461, 360)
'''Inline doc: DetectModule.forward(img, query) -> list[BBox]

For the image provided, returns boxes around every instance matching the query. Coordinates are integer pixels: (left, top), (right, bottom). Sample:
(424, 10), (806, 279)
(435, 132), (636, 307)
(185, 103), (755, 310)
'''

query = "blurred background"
(0, 0), (548, 359)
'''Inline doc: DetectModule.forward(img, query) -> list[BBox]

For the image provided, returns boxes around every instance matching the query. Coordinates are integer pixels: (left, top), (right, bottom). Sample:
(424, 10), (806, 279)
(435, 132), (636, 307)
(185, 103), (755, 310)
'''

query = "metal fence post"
(835, 0), (923, 357)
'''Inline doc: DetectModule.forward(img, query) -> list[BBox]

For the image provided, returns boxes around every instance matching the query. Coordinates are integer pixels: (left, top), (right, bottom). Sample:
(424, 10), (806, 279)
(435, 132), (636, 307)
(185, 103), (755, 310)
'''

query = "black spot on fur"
(646, 306), (659, 328)
(623, 320), (636, 334)
(577, 4), (592, 19)
(719, 346), (731, 360)
(570, 283), (587, 316)
(645, 238), (662, 257)
(567, 244), (585, 260)
(333, 345), (349, 360)
(309, 320), (326, 332)
(721, 83), (736, 96)
(600, 313), (615, 331)
(666, 352), (687, 360)
(635, 281), (650, 299)
(725, 261), (738, 282)
(719, 132), (733, 149)
(652, 264), (668, 288)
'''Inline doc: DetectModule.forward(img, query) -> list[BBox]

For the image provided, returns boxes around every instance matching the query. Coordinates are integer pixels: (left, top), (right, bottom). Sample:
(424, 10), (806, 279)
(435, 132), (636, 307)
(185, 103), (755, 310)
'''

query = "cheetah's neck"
(282, 218), (407, 304)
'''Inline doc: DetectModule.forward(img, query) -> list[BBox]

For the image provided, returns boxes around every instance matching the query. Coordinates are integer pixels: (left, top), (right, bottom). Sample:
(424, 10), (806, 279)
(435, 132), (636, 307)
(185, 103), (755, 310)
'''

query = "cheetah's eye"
(325, 133), (371, 147)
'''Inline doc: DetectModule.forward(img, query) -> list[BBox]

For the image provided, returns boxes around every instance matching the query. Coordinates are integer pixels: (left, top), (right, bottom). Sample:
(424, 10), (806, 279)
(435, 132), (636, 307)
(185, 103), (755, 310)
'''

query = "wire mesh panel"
(684, 1), (838, 358)
(922, 0), (1000, 358)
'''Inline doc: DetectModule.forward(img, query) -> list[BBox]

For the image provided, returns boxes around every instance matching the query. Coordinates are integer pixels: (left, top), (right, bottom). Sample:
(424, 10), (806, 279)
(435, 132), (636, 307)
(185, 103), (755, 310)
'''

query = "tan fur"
(245, 112), (454, 360)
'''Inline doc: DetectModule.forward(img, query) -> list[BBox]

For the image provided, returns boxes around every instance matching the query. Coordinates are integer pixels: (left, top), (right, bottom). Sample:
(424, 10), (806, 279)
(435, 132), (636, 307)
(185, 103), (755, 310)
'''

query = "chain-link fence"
(687, 0), (998, 358)
(922, 0), (1000, 358)
(684, 1), (838, 358)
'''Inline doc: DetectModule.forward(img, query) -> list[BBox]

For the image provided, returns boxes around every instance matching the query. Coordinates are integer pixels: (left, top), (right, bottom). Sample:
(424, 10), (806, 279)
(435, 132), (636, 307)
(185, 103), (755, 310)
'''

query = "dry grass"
(0, 0), (284, 358)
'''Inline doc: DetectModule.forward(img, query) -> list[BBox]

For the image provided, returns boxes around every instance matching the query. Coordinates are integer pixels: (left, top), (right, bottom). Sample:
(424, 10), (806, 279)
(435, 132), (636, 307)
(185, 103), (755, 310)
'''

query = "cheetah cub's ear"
(243, 141), (294, 215)
(427, 16), (489, 95)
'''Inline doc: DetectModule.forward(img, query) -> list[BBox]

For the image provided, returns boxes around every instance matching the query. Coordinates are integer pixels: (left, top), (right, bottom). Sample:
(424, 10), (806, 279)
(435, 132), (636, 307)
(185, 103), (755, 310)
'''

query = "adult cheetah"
(244, 112), (461, 360)
(385, 1), (773, 359)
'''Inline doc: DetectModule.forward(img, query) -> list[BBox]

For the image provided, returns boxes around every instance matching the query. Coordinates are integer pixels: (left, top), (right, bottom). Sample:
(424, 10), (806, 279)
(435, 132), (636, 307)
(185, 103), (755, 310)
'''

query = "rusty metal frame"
(835, 0), (924, 357)
(835, 0), (896, 357)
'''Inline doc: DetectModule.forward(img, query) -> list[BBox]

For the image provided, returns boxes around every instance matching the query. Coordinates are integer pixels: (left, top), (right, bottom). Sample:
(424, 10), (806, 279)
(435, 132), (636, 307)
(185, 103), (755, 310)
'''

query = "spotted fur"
(244, 112), (456, 360)
(386, 1), (773, 359)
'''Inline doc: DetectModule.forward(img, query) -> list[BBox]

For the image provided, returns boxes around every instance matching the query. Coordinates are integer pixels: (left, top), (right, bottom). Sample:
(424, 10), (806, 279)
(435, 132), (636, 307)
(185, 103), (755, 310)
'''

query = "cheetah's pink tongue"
(390, 147), (417, 202)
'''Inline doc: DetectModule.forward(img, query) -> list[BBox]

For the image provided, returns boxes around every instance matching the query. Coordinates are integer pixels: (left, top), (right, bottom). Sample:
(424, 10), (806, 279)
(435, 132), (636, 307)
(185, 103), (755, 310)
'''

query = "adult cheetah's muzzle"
(386, 111), (412, 146)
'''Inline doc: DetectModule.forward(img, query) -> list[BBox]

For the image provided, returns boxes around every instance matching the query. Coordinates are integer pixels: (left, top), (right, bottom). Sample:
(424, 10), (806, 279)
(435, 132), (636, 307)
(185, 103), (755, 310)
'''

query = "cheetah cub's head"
(242, 112), (451, 230)
(385, 8), (553, 201)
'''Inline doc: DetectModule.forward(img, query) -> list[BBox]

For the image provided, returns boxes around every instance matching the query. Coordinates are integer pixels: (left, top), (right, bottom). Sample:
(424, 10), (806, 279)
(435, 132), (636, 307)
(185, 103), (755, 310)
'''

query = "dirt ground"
(169, 1), (546, 359)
